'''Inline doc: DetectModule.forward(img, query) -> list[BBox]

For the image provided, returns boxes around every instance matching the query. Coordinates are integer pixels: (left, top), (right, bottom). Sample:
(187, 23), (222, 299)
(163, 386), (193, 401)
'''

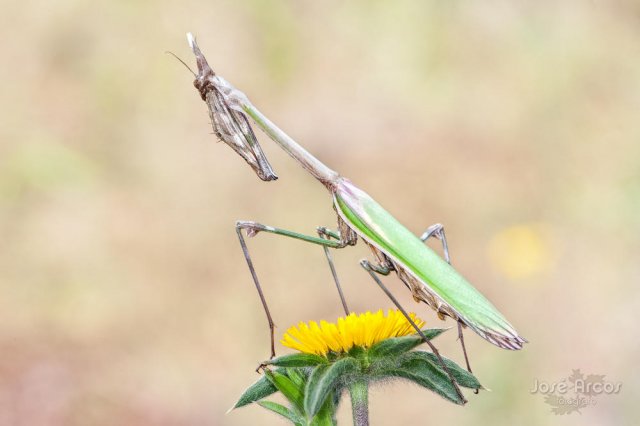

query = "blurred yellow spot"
(487, 223), (552, 280)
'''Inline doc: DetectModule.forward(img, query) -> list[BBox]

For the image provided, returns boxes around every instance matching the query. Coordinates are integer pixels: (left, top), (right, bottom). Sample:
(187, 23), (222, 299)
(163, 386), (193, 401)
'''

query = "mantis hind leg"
(421, 223), (475, 388)
(360, 259), (467, 404)
(235, 220), (351, 359)
(420, 223), (450, 263)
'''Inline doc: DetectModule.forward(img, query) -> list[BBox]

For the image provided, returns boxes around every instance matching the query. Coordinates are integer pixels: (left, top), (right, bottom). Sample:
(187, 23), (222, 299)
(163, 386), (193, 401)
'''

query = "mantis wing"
(334, 179), (526, 350)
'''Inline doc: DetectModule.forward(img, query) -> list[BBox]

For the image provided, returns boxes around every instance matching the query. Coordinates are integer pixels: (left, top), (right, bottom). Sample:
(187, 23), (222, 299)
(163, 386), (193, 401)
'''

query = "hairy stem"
(349, 381), (369, 426)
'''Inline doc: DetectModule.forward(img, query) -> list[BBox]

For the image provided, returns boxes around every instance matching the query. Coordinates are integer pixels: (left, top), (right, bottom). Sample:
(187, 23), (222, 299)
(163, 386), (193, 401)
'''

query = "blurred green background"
(1, 1), (639, 425)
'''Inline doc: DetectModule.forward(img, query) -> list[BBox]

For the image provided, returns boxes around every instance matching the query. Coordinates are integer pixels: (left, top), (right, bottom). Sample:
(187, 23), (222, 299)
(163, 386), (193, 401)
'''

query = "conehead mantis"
(184, 34), (526, 403)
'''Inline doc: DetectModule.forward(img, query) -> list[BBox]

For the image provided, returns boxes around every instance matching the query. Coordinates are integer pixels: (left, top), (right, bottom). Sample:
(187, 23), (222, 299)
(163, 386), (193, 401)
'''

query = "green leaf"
(265, 369), (306, 415)
(385, 366), (463, 404)
(286, 368), (307, 389)
(311, 400), (338, 426)
(265, 353), (328, 368)
(310, 388), (338, 426)
(305, 357), (360, 417)
(368, 328), (447, 359)
(373, 352), (472, 405)
(407, 351), (482, 390)
(257, 401), (304, 426)
(232, 373), (278, 409)
(304, 365), (329, 415)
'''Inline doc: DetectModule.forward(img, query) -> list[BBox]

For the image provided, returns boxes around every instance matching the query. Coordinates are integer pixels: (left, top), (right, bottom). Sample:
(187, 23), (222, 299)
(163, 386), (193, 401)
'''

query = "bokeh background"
(1, 1), (639, 425)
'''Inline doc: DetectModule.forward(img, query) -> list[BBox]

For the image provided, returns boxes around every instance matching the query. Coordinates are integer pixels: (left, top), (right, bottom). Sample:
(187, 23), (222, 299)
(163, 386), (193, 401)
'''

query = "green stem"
(349, 381), (369, 426)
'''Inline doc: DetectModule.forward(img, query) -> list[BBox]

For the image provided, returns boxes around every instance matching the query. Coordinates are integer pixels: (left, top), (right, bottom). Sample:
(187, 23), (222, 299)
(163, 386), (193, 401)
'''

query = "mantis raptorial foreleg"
(235, 220), (353, 358)
(420, 223), (475, 390)
(359, 259), (467, 404)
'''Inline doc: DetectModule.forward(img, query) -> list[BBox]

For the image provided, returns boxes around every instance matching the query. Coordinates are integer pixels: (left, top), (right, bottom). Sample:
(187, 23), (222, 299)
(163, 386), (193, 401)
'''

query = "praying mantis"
(184, 34), (526, 403)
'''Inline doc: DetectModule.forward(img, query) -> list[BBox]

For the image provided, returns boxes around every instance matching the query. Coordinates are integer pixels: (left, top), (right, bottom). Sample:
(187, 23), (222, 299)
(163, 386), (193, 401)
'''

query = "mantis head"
(187, 33), (277, 182)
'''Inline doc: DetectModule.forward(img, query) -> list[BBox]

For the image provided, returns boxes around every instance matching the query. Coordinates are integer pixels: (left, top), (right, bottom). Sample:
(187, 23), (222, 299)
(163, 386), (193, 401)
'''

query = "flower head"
(281, 309), (425, 356)
(234, 309), (480, 420)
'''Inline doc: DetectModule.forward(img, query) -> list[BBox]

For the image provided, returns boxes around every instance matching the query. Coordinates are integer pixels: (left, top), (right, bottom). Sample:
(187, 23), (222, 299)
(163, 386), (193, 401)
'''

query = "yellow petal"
(279, 310), (425, 356)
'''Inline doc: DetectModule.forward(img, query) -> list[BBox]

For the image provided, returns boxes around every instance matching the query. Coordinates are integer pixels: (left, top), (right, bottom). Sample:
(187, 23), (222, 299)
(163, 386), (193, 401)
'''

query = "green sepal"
(265, 369), (306, 415)
(373, 351), (472, 405)
(305, 357), (360, 417)
(331, 388), (342, 412)
(368, 328), (447, 359)
(383, 366), (463, 404)
(257, 401), (304, 426)
(304, 365), (329, 416)
(286, 367), (307, 389)
(347, 345), (366, 360)
(402, 351), (482, 390)
(264, 353), (328, 368)
(232, 371), (279, 409)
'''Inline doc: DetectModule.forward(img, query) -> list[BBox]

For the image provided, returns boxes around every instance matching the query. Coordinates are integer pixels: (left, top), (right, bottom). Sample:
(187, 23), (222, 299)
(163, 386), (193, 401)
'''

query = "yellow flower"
(281, 310), (425, 356)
